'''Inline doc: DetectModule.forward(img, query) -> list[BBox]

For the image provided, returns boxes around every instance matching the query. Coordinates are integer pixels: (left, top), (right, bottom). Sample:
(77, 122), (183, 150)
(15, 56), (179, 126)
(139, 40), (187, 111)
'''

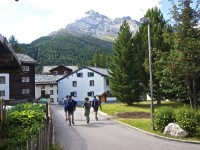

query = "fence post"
(0, 98), (3, 125)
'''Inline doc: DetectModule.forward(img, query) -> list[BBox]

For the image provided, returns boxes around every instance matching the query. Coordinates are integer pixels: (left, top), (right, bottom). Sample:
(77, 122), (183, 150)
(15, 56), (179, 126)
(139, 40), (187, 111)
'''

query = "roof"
(35, 74), (64, 84)
(86, 66), (109, 76)
(42, 65), (78, 73)
(57, 66), (110, 82)
(0, 35), (21, 69)
(16, 53), (37, 64)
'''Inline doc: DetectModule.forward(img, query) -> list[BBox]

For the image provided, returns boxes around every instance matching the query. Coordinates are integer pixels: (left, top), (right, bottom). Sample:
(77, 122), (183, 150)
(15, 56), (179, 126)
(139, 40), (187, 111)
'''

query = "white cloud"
(0, 0), (163, 43)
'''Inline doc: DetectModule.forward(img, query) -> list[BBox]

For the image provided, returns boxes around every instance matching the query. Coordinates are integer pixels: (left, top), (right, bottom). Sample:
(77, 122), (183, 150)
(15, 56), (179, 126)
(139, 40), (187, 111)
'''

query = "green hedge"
(154, 106), (175, 131)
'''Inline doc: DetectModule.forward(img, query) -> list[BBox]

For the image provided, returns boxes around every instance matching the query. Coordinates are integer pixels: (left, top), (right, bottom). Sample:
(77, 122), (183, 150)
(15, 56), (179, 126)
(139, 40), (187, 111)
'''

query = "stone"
(163, 123), (188, 138)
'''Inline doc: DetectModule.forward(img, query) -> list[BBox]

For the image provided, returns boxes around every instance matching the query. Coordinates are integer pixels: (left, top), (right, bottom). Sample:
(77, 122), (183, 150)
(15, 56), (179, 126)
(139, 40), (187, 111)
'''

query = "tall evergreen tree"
(9, 35), (22, 53)
(109, 20), (140, 105)
(133, 7), (170, 104)
(160, 0), (200, 109)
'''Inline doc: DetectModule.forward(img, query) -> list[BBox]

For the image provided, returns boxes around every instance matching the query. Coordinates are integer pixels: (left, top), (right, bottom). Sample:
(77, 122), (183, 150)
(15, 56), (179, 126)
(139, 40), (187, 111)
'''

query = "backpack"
(85, 101), (91, 110)
(67, 100), (74, 111)
(93, 99), (99, 108)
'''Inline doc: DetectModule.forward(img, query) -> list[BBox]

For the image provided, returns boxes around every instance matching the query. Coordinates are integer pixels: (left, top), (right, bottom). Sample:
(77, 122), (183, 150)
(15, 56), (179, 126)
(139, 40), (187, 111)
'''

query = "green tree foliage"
(9, 35), (22, 53)
(89, 51), (111, 68)
(20, 33), (113, 73)
(133, 7), (170, 104)
(158, 0), (200, 109)
(109, 20), (140, 105)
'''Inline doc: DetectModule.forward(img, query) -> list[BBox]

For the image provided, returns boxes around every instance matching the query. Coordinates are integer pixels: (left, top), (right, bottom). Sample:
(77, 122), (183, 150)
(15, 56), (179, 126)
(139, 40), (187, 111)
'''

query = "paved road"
(51, 105), (200, 150)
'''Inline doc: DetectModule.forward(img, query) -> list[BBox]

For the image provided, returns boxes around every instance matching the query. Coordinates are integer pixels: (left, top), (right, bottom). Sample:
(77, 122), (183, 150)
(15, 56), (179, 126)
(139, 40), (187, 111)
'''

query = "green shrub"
(154, 106), (175, 131)
(5, 103), (46, 148)
(49, 143), (64, 150)
(175, 106), (199, 134)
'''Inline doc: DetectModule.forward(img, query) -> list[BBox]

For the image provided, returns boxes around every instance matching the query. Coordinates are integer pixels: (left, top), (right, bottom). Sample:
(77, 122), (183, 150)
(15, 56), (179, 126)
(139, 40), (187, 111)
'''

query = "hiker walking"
(83, 97), (91, 124)
(65, 95), (76, 125)
(92, 96), (101, 121)
(64, 95), (69, 121)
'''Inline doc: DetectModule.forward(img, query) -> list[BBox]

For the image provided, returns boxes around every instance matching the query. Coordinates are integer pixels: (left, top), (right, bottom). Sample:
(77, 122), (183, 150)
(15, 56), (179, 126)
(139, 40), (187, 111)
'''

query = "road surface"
(51, 105), (200, 150)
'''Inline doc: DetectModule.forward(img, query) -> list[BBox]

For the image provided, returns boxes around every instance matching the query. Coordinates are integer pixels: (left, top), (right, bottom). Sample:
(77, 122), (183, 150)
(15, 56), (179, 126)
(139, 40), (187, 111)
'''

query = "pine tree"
(9, 35), (22, 53)
(133, 7), (170, 104)
(109, 20), (140, 105)
(162, 0), (200, 109)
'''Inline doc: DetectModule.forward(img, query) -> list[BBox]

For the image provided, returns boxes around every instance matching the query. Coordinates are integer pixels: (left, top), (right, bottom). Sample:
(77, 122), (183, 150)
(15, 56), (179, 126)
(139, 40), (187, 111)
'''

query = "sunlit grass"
(102, 100), (185, 115)
(101, 101), (200, 141)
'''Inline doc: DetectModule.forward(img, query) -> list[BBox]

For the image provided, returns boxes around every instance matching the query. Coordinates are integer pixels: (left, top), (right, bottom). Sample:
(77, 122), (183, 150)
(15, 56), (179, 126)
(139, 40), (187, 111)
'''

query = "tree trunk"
(192, 77), (198, 110)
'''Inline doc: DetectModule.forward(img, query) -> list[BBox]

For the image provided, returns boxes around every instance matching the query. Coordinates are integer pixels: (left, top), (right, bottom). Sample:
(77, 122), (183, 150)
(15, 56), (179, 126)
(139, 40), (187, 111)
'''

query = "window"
(64, 71), (68, 75)
(0, 76), (5, 84)
(22, 89), (30, 94)
(87, 91), (94, 97)
(106, 79), (109, 86)
(50, 84), (53, 87)
(22, 66), (29, 72)
(70, 91), (77, 97)
(50, 98), (54, 103)
(88, 72), (94, 77)
(0, 91), (5, 96)
(22, 77), (30, 82)
(50, 90), (54, 95)
(77, 72), (83, 77)
(53, 71), (58, 75)
(90, 80), (94, 86)
(72, 81), (77, 87)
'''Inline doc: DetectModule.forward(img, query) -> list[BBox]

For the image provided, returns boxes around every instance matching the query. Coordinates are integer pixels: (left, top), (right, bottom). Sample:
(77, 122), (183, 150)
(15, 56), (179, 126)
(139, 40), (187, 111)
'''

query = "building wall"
(10, 64), (35, 100)
(58, 68), (109, 103)
(0, 73), (9, 99)
(35, 83), (58, 104)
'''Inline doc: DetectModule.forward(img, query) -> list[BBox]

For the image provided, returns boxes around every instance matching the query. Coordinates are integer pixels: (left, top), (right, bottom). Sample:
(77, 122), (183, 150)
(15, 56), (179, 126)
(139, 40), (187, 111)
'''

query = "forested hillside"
(20, 32), (114, 73)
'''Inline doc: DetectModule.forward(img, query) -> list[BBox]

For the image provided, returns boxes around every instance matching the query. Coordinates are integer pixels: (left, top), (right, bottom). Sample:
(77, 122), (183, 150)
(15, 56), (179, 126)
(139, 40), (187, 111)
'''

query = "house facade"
(35, 74), (63, 104)
(42, 65), (78, 75)
(0, 74), (9, 100)
(57, 66), (113, 105)
(0, 35), (37, 100)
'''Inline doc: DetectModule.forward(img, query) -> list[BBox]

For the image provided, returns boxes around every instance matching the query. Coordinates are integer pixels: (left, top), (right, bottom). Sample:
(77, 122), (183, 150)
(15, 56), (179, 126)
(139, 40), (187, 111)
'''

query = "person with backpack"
(83, 97), (91, 124)
(64, 95), (69, 121)
(92, 96), (101, 121)
(65, 95), (76, 126)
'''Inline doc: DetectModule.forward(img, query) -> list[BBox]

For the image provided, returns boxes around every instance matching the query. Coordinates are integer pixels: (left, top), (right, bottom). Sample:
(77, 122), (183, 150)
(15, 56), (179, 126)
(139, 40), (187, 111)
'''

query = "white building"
(57, 66), (114, 105)
(0, 74), (9, 100)
(35, 74), (64, 104)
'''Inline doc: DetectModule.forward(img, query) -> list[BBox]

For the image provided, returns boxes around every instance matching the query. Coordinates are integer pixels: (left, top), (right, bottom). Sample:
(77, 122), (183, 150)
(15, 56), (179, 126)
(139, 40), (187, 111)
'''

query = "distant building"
(57, 66), (116, 105)
(42, 65), (78, 75)
(35, 74), (63, 104)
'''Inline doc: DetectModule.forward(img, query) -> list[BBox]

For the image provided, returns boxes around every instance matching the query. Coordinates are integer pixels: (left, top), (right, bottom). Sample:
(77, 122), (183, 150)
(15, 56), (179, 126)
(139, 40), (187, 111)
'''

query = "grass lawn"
(101, 101), (200, 141)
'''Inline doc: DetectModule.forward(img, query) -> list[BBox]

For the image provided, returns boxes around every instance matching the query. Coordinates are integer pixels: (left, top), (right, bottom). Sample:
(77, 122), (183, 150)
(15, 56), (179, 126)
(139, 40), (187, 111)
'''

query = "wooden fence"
(0, 98), (54, 150)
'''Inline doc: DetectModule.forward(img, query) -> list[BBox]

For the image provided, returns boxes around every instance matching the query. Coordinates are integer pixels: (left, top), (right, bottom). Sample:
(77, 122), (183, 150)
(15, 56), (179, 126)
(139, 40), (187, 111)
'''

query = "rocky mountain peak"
(49, 10), (140, 41)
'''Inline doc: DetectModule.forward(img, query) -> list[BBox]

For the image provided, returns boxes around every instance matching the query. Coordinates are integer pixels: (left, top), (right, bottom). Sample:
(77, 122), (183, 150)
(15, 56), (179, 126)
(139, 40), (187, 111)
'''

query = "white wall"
(58, 68), (109, 103)
(0, 73), (9, 99)
(35, 84), (58, 104)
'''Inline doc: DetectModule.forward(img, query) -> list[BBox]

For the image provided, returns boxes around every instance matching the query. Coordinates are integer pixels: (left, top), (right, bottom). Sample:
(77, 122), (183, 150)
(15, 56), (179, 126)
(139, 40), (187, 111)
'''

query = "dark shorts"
(93, 108), (98, 112)
(68, 110), (74, 115)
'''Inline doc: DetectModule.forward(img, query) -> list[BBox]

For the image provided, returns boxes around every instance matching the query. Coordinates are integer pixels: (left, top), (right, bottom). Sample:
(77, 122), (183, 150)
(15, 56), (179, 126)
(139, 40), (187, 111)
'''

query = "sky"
(0, 0), (172, 44)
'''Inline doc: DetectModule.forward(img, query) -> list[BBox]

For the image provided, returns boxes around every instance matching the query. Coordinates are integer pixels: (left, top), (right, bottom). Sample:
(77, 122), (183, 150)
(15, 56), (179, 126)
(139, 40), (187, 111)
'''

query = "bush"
(4, 103), (46, 148)
(49, 143), (64, 150)
(175, 106), (199, 134)
(154, 106), (175, 131)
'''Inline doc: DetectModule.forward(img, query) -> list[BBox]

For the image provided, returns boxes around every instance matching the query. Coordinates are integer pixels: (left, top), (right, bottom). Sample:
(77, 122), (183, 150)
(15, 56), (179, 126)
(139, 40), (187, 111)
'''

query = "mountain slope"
(50, 10), (140, 41)
(21, 32), (113, 73)
(21, 10), (140, 73)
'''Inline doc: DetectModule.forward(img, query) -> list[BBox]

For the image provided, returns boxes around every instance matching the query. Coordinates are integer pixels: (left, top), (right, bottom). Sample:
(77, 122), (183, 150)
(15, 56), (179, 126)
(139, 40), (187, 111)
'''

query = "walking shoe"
(72, 122), (75, 125)
(96, 117), (98, 121)
(69, 122), (71, 126)
(87, 120), (89, 124)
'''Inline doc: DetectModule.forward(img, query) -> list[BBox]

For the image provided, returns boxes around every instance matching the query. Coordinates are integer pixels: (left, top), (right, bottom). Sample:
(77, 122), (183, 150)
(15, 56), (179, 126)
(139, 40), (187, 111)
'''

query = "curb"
(98, 110), (200, 144)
